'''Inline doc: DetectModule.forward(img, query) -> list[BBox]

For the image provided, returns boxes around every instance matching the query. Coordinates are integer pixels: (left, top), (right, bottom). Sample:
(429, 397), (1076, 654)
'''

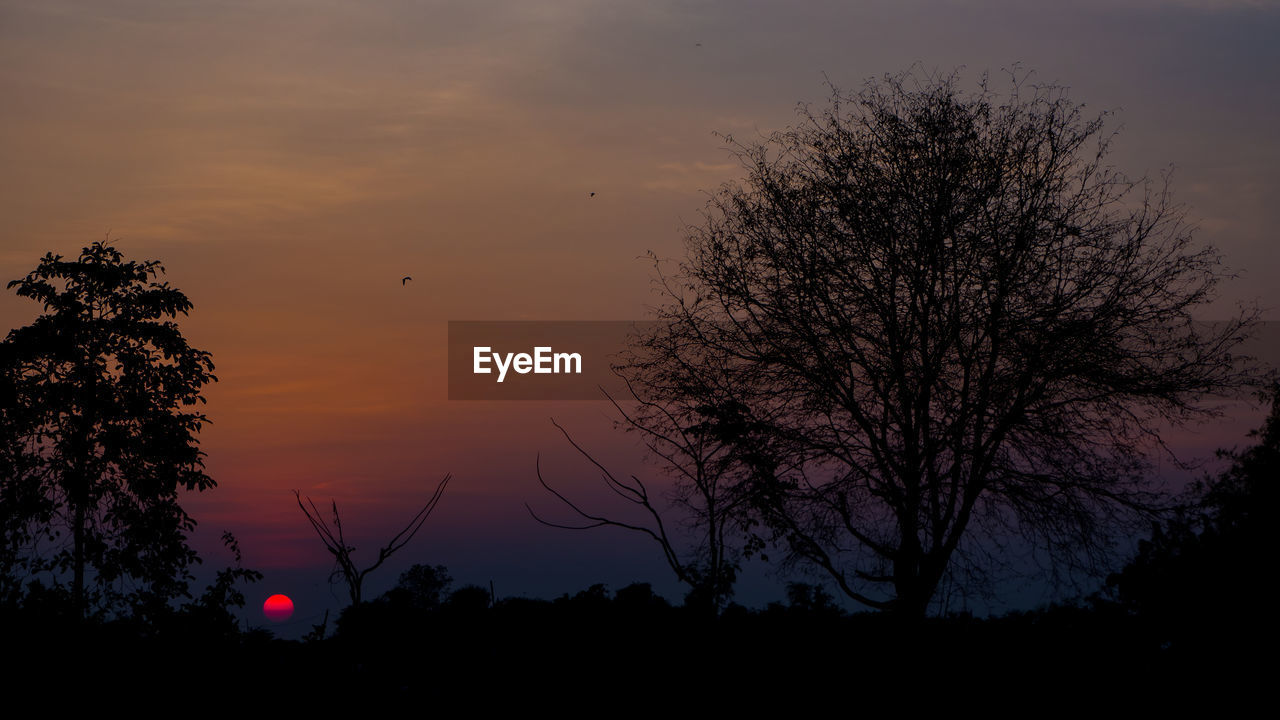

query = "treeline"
(4, 378), (1276, 697)
(1, 571), (1268, 700)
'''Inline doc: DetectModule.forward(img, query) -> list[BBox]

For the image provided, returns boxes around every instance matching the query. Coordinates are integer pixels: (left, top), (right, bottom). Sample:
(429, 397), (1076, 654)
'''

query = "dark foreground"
(3, 586), (1270, 707)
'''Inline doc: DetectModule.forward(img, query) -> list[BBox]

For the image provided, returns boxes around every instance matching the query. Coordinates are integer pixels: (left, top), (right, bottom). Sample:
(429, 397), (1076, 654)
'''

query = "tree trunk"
(73, 499), (84, 620)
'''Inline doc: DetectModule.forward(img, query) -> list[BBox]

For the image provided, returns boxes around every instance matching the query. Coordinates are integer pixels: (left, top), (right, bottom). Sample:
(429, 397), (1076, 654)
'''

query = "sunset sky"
(2, 0), (1278, 633)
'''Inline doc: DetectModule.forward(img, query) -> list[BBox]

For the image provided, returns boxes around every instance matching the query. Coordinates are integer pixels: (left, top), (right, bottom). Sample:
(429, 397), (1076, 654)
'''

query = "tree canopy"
(618, 68), (1260, 617)
(1108, 384), (1278, 650)
(1, 241), (217, 619)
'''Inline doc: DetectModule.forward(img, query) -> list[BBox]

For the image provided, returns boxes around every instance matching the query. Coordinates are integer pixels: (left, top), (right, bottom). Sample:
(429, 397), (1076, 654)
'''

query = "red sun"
(263, 594), (294, 622)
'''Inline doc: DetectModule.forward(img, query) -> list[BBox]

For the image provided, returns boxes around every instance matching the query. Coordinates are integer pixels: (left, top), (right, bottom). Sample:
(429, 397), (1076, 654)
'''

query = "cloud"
(641, 161), (740, 192)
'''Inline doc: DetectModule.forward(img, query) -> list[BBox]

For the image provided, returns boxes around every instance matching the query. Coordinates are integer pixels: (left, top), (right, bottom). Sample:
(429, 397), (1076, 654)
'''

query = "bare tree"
(530, 383), (751, 614)
(295, 473), (451, 606)
(621, 67), (1263, 618)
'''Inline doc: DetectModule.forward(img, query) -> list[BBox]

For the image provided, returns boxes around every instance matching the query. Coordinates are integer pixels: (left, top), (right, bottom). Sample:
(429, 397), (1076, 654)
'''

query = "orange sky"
(2, 0), (1278, 628)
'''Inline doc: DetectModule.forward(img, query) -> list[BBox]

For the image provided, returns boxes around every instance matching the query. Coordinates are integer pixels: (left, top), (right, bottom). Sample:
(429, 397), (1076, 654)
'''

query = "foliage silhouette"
(617, 66), (1261, 618)
(383, 562), (453, 612)
(1108, 383), (1278, 652)
(1, 241), (219, 620)
(180, 531), (263, 637)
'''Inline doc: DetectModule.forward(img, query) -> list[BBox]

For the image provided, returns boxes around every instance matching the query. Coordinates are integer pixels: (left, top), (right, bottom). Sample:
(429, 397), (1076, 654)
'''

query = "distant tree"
(384, 563), (453, 611)
(332, 562), (452, 640)
(613, 582), (671, 613)
(294, 473), (451, 606)
(784, 582), (842, 618)
(1, 241), (218, 619)
(444, 584), (492, 612)
(1108, 385), (1278, 648)
(620, 67), (1261, 618)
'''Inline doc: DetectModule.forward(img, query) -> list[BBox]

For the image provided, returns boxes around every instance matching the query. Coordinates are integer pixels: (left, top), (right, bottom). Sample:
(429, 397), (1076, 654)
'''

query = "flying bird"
(402, 276), (412, 285)
(589, 192), (595, 197)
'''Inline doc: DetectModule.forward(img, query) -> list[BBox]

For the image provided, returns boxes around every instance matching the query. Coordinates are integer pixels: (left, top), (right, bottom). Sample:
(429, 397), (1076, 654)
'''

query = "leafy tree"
(384, 563), (453, 611)
(620, 67), (1260, 618)
(179, 531), (264, 636)
(1, 241), (218, 619)
(1108, 385), (1278, 649)
(784, 582), (841, 618)
(444, 584), (493, 612)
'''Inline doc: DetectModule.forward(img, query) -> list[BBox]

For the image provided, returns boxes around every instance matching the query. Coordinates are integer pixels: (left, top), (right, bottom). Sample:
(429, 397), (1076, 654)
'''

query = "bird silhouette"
(589, 192), (596, 197)
(402, 276), (412, 285)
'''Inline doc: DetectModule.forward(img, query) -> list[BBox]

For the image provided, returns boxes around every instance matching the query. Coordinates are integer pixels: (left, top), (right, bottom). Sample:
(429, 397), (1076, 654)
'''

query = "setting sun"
(263, 594), (294, 623)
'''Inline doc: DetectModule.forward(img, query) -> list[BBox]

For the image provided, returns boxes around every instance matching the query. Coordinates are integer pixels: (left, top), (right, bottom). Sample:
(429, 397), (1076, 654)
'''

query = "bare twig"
(294, 473), (452, 606)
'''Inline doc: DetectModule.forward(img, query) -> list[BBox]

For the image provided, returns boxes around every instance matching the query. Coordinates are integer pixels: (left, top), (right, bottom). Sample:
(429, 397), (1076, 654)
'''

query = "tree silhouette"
(0, 241), (218, 620)
(619, 67), (1261, 618)
(179, 531), (264, 636)
(294, 472), (451, 606)
(383, 563), (453, 611)
(1108, 384), (1278, 650)
(531, 386), (750, 614)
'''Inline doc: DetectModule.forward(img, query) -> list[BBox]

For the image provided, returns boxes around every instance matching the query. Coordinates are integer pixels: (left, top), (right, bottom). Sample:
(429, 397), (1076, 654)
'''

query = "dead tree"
(530, 382), (753, 614)
(294, 473), (451, 606)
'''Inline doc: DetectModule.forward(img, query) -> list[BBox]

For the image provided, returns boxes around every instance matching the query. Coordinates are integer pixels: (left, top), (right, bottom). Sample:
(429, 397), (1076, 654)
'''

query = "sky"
(2, 0), (1278, 634)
